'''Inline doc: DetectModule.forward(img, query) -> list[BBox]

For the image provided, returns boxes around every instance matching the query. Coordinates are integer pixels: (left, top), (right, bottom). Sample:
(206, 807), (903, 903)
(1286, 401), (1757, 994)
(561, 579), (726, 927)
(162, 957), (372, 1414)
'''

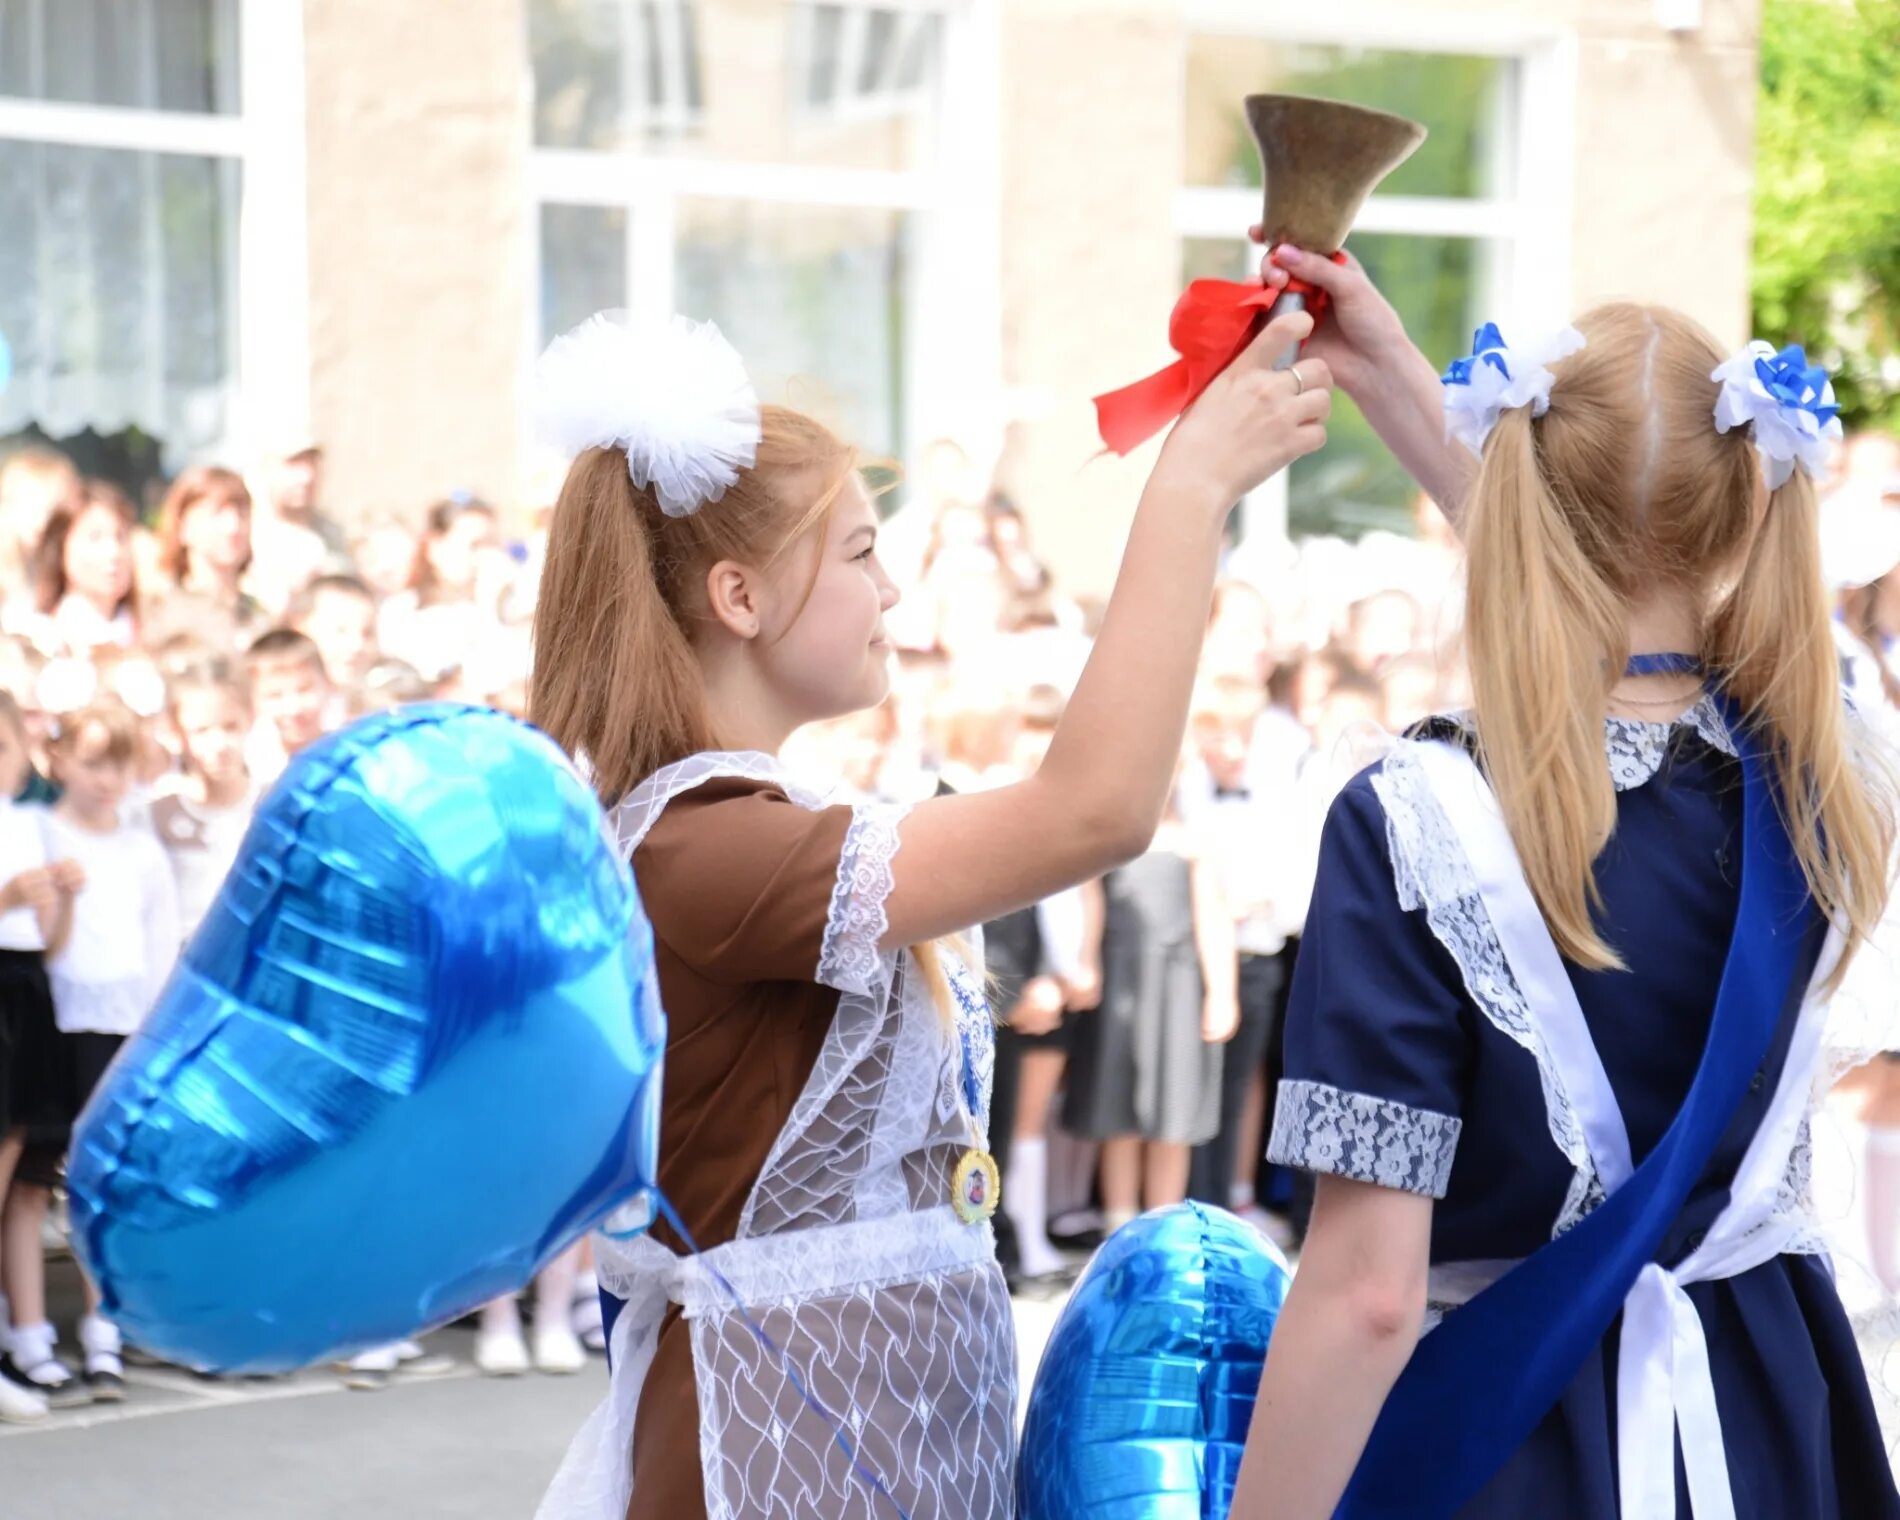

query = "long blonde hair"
(529, 406), (957, 1014)
(1463, 302), (1895, 985)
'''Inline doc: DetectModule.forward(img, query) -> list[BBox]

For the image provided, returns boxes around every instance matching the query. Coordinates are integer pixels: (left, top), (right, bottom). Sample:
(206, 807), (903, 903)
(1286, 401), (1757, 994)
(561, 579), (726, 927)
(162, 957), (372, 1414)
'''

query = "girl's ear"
(704, 560), (764, 641)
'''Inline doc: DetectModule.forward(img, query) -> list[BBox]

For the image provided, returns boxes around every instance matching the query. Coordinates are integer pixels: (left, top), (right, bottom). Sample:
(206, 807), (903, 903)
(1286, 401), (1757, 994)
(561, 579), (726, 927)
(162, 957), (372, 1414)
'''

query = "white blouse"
(44, 814), (180, 1035)
(0, 799), (52, 952)
(151, 789), (255, 941)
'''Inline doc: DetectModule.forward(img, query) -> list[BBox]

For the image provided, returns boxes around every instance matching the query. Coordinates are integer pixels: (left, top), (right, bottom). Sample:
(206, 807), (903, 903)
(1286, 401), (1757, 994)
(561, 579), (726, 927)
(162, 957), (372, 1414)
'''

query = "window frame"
(1178, 1), (1578, 540)
(0, 0), (309, 463)
(523, 0), (1001, 472)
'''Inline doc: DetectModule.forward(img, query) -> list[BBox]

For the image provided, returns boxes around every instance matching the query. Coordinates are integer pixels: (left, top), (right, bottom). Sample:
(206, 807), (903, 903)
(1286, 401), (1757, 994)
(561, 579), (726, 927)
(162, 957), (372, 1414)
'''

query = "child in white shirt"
(7, 700), (177, 1406)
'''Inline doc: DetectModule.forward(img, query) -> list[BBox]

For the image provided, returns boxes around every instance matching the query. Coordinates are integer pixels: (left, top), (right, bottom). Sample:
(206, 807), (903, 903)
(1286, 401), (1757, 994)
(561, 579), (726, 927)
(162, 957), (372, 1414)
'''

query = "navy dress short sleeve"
(1264, 705), (1900, 1520)
(1266, 772), (1472, 1200)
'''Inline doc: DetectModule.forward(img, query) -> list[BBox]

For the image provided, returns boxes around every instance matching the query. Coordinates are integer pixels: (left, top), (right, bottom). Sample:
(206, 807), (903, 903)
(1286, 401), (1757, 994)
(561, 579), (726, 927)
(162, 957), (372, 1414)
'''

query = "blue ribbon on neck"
(1624, 652), (1704, 679)
(1338, 690), (1820, 1517)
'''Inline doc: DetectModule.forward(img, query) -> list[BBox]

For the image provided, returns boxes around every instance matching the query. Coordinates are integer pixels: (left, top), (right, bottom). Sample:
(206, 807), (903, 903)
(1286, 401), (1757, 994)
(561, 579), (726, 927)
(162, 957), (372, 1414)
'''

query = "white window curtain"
(0, 0), (241, 465)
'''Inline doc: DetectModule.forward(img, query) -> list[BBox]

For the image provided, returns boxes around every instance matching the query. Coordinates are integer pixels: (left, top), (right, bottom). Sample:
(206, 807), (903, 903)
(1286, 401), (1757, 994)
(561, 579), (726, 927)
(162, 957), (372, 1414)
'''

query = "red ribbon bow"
(1091, 257), (1342, 457)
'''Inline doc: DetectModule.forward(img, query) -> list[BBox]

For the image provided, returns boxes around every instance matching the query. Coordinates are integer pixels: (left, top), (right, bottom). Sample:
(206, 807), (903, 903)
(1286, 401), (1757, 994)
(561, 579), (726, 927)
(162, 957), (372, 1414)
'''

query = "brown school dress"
(624, 776), (853, 1520)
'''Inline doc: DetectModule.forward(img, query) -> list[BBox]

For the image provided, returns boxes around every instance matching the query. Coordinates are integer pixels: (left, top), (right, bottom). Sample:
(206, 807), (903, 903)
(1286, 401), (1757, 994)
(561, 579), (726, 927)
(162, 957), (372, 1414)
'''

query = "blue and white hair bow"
(1441, 322), (1588, 458)
(1710, 341), (1842, 490)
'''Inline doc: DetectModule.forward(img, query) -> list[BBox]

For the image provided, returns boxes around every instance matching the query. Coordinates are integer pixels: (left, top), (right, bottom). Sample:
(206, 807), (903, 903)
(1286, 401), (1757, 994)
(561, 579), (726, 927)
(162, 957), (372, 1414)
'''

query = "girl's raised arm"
(882, 310), (1331, 949)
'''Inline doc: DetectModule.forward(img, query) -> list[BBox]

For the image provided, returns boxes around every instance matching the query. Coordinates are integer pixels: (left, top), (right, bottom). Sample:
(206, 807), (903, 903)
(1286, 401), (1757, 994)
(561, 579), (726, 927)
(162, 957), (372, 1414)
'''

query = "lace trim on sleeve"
(1266, 1078), (1461, 1199)
(816, 802), (910, 998)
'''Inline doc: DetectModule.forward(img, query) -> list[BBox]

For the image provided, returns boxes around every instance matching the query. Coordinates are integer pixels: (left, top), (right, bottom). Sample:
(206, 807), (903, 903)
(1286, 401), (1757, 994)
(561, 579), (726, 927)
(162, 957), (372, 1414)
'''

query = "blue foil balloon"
(66, 704), (663, 1373)
(1020, 1202), (1292, 1519)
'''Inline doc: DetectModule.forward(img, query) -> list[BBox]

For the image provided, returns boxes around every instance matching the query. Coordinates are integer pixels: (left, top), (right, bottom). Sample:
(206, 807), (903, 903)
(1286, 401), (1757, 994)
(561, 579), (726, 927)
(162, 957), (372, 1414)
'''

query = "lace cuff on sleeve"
(815, 802), (910, 998)
(1267, 1078), (1462, 1200)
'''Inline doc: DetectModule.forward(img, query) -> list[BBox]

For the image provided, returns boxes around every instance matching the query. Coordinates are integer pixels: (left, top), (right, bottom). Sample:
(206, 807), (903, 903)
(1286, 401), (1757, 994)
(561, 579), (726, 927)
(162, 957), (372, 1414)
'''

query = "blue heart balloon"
(1020, 1202), (1291, 1519)
(66, 704), (664, 1373)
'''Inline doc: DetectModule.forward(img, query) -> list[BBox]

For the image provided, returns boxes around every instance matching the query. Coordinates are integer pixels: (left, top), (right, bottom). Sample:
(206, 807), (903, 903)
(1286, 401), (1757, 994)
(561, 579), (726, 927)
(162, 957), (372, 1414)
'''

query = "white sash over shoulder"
(1400, 738), (1840, 1520)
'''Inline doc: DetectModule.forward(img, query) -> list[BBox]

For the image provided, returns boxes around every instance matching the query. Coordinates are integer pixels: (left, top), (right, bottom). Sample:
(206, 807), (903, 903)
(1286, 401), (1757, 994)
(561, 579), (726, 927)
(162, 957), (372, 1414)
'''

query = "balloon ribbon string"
(652, 1190), (916, 1520)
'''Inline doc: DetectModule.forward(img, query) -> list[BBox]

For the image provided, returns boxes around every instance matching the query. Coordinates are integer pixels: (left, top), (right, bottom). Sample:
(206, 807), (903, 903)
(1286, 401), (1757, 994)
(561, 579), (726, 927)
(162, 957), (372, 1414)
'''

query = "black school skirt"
(2, 951), (122, 1187)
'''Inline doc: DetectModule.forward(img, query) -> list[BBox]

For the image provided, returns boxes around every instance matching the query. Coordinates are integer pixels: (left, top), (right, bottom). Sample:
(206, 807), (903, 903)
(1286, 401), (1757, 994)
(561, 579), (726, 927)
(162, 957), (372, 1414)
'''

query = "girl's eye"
(854, 548), (875, 563)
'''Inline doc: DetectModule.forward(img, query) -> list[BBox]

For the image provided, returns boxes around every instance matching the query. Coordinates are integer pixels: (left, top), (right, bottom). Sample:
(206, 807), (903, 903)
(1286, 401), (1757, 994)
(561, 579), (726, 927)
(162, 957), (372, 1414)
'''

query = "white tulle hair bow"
(1710, 340), (1843, 490)
(532, 310), (762, 518)
(1440, 322), (1589, 458)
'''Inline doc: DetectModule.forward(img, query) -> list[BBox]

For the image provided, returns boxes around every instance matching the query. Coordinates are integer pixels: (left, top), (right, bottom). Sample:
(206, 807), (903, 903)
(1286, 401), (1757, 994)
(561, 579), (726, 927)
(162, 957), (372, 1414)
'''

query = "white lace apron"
(1394, 736), (1846, 1520)
(536, 753), (1017, 1520)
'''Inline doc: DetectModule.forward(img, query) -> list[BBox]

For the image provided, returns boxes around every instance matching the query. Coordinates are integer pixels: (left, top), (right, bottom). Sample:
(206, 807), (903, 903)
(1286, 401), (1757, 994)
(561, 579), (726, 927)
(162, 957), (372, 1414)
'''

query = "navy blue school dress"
(1267, 698), (1899, 1518)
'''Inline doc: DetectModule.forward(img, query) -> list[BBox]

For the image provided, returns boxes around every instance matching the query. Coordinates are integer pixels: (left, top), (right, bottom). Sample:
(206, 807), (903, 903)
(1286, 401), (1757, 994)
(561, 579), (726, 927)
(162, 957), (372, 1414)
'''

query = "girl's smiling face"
(752, 478), (901, 727)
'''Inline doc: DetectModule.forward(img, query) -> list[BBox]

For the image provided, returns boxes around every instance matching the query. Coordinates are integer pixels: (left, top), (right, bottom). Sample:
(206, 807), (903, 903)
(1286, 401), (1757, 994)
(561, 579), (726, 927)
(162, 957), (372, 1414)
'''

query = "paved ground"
(3, 1252), (1070, 1519)
(11, 1110), (1900, 1520)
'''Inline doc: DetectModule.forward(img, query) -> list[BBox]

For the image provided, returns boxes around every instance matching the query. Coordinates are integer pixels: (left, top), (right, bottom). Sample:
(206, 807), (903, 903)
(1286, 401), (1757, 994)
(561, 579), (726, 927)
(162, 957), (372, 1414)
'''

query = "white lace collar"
(1428, 694), (1736, 795)
(610, 749), (831, 856)
(1601, 693), (1736, 791)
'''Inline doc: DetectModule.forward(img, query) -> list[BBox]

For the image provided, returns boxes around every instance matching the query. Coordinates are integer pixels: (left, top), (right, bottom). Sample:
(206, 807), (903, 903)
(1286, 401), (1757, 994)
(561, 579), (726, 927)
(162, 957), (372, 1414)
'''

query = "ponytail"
(1466, 406), (1630, 970)
(1458, 301), (1896, 991)
(528, 447), (714, 803)
(1709, 472), (1897, 988)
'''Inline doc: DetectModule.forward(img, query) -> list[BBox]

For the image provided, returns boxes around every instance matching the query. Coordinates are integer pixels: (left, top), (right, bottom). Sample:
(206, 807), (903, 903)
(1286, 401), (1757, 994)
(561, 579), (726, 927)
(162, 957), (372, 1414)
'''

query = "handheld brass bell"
(1245, 94), (1427, 362)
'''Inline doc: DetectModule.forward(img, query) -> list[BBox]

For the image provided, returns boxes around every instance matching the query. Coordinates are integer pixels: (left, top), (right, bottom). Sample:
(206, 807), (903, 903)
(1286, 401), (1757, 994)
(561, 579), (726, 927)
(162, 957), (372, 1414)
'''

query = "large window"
(0, 0), (245, 476)
(529, 0), (967, 465)
(1180, 20), (1564, 539)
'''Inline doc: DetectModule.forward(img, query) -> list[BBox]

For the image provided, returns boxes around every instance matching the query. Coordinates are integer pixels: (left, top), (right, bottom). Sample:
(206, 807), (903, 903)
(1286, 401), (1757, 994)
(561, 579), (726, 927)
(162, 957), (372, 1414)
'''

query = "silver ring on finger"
(1289, 364), (1306, 396)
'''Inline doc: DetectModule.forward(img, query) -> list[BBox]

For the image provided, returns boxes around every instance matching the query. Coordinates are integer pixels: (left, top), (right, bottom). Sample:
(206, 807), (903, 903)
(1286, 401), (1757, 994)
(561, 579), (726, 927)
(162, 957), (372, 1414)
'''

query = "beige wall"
(1569, 0), (1760, 344)
(292, 0), (1760, 584)
(302, 0), (530, 524)
(993, 0), (1186, 599)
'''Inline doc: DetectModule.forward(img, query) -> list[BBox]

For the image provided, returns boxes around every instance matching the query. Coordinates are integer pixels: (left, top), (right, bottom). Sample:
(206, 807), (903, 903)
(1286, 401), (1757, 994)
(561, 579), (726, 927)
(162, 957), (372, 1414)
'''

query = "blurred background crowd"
(0, 401), (1895, 1362)
(4, 0), (1900, 1484)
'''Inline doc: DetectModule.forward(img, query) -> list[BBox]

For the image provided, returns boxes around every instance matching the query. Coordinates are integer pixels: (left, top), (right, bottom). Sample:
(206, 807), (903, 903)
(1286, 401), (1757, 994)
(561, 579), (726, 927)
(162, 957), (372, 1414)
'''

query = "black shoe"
(0, 1353), (90, 1410)
(83, 1367), (127, 1403)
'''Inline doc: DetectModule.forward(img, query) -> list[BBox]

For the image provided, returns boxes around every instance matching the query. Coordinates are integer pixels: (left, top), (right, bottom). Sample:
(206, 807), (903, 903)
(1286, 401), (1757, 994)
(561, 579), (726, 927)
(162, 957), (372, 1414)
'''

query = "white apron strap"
(1411, 741), (1636, 1189)
(1410, 739), (1846, 1520)
(1615, 920), (1844, 1520)
(535, 1234), (682, 1520)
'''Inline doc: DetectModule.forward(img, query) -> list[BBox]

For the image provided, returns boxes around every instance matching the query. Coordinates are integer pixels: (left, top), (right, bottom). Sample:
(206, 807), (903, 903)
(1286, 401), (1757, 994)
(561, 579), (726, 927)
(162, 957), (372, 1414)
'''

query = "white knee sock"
(1868, 1127), (1900, 1295)
(9, 1320), (56, 1370)
(480, 1296), (522, 1339)
(535, 1252), (581, 1326)
(571, 1270), (604, 1346)
(1004, 1138), (1066, 1278)
(78, 1314), (121, 1376)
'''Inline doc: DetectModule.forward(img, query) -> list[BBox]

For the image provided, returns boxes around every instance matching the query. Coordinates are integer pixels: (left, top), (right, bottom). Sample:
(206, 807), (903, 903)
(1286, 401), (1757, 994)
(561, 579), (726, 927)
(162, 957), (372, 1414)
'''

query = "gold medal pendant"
(951, 1147), (1001, 1224)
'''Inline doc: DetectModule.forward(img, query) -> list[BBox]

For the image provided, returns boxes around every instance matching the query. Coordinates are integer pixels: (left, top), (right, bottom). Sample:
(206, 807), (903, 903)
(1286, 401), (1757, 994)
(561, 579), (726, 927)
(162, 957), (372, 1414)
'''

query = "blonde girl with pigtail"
(1229, 243), (1899, 1520)
(526, 307), (1331, 1520)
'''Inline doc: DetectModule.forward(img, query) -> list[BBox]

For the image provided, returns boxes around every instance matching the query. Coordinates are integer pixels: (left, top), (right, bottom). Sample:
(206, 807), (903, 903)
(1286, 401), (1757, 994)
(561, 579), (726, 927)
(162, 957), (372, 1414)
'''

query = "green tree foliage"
(1753, 0), (1900, 429)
